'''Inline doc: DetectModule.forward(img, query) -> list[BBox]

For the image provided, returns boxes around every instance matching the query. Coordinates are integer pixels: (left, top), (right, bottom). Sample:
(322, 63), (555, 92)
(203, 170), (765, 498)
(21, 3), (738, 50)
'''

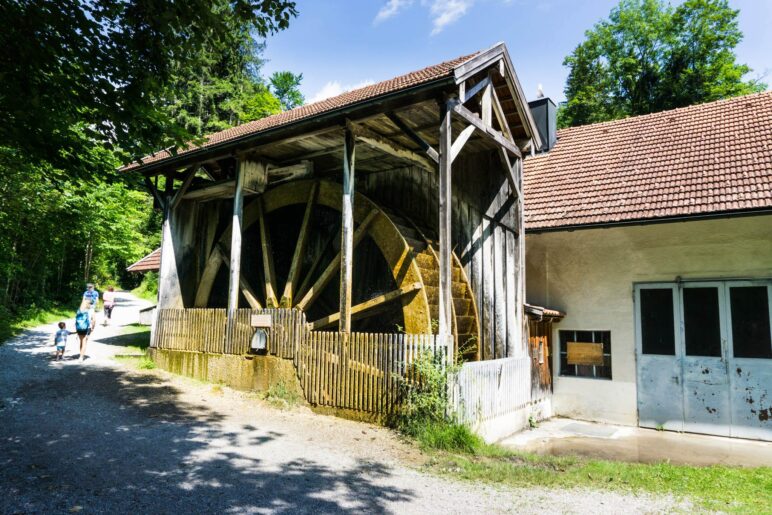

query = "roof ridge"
(558, 90), (772, 135)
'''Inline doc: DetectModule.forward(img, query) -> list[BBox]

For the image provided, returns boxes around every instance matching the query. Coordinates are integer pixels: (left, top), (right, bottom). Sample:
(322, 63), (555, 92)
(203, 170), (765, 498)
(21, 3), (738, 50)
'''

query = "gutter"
(525, 207), (772, 234)
(126, 76), (456, 175)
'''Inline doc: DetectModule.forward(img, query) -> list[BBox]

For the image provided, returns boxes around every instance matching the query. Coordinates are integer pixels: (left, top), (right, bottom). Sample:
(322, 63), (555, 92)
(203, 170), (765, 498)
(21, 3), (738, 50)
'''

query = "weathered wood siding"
(360, 150), (523, 359)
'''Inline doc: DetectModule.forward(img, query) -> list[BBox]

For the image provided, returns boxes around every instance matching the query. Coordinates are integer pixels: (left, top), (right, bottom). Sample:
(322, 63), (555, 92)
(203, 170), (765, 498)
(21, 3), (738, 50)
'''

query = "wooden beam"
(170, 166), (198, 211)
(183, 179), (235, 201)
(347, 120), (435, 171)
(451, 103), (522, 158)
(310, 282), (422, 330)
(498, 148), (523, 200)
(461, 76), (491, 104)
(295, 209), (378, 311)
(450, 124), (476, 164)
(281, 182), (318, 307)
(144, 176), (165, 211)
(385, 113), (439, 163)
(213, 244), (263, 309)
(339, 129), (356, 333)
(266, 161), (314, 184)
(257, 198), (279, 308)
(438, 98), (453, 341)
(481, 83), (492, 126)
(227, 160), (245, 315)
(295, 226), (340, 303)
(489, 80), (514, 141)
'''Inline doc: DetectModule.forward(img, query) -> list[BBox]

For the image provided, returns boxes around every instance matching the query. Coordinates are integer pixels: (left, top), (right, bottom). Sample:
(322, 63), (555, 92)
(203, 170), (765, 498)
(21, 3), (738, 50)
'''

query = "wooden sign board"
(250, 314), (272, 328)
(567, 342), (604, 366)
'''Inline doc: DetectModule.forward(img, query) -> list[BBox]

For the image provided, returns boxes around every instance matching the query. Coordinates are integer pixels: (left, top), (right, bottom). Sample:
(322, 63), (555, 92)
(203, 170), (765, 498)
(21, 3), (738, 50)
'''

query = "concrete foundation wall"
(526, 214), (772, 426)
(149, 349), (303, 399)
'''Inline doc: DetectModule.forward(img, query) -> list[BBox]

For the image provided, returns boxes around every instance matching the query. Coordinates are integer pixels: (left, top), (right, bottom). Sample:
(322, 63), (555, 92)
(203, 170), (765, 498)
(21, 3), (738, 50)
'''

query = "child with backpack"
(75, 298), (94, 362)
(52, 321), (70, 361)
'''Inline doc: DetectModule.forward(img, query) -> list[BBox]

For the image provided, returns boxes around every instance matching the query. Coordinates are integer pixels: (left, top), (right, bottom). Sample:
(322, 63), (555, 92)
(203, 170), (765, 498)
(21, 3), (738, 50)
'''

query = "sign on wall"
(567, 341), (604, 366)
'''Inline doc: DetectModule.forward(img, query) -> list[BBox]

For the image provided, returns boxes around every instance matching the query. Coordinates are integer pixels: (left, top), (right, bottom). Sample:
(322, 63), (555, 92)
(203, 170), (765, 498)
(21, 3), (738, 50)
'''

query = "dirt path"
(1, 293), (689, 514)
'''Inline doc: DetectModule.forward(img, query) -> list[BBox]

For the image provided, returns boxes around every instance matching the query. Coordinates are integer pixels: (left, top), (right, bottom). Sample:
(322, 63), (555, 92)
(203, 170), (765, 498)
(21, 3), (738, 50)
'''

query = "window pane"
(640, 288), (675, 355)
(730, 286), (772, 358)
(683, 287), (722, 357)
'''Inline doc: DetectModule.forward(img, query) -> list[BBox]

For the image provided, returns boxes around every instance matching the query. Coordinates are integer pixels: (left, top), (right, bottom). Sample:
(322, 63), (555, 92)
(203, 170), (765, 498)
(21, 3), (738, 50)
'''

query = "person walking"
(75, 298), (93, 362)
(102, 286), (116, 326)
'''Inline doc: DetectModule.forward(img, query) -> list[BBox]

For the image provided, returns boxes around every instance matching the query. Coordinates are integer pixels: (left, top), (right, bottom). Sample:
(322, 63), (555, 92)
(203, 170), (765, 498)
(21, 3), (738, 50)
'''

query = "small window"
(683, 287), (722, 357)
(730, 286), (772, 358)
(559, 330), (611, 379)
(640, 288), (675, 355)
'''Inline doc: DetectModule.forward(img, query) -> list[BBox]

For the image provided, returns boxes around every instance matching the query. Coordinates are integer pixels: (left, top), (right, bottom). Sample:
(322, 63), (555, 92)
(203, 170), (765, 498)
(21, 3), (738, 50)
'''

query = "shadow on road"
(1, 327), (414, 513)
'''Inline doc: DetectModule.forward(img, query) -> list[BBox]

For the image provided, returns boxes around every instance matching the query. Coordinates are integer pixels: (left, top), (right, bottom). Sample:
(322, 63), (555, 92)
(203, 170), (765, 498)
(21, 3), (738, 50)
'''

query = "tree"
(559, 0), (765, 128)
(167, 31), (283, 136)
(0, 0), (297, 173)
(270, 71), (305, 110)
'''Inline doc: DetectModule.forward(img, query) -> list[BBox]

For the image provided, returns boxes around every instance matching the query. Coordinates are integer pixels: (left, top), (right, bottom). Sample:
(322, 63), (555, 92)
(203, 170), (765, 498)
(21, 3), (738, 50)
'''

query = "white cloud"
(308, 80), (376, 104)
(374, 0), (413, 24)
(428, 0), (474, 35)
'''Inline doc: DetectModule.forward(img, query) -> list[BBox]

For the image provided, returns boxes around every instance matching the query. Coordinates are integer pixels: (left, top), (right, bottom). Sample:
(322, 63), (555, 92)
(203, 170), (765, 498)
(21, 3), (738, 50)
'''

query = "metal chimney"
(528, 97), (557, 152)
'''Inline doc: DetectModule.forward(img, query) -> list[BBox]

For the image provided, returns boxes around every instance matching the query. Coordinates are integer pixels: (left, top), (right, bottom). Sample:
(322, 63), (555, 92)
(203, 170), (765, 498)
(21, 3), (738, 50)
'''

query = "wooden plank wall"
(360, 150), (523, 360)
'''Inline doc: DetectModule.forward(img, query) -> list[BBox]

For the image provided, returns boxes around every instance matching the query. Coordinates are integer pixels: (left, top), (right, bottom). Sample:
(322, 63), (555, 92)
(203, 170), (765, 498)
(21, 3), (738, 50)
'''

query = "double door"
(635, 281), (771, 440)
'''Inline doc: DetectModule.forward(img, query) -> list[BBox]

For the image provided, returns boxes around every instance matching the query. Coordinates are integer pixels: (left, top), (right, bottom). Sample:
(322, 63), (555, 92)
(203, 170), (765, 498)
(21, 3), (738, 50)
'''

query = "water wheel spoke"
(258, 198), (279, 308)
(309, 282), (422, 330)
(211, 244), (263, 309)
(295, 225), (340, 305)
(281, 182), (318, 308)
(296, 208), (379, 311)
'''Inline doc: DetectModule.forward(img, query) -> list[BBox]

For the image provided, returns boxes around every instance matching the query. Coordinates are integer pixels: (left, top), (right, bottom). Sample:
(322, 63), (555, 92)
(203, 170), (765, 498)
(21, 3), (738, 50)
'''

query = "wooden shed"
(125, 42), (540, 368)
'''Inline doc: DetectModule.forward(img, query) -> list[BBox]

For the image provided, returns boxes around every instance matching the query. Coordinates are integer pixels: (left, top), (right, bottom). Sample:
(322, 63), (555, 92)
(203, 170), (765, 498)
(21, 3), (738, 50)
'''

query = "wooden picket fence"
(152, 308), (450, 417)
(297, 332), (450, 414)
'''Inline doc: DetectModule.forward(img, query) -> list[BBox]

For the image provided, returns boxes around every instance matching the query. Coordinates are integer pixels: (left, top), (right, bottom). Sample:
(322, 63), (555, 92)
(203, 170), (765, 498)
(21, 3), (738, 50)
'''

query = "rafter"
(346, 120), (435, 171)
(385, 112), (439, 163)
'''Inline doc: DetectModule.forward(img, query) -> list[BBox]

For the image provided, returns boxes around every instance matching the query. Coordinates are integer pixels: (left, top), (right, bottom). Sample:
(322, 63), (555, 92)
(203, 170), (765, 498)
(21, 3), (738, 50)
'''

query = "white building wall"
(526, 214), (772, 426)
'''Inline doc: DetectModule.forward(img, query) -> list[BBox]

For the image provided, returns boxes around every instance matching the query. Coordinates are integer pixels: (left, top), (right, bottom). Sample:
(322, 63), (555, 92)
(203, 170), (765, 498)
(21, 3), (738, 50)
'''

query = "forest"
(0, 0), (301, 338)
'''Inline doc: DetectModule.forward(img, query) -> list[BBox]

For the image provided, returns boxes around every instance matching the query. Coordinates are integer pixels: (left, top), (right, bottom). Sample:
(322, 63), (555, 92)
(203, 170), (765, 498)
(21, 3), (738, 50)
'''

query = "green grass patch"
(0, 303), (73, 344)
(425, 441), (771, 513)
(260, 381), (301, 409)
(98, 324), (150, 352)
(115, 350), (156, 369)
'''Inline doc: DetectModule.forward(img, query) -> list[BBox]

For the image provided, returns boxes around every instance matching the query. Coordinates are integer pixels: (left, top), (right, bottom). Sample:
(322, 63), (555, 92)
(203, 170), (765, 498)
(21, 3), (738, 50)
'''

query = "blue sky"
(261, 0), (771, 104)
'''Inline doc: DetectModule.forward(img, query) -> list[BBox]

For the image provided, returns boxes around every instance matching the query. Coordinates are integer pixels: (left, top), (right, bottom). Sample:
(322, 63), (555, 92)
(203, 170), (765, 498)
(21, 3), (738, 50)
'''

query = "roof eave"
(124, 76), (457, 175)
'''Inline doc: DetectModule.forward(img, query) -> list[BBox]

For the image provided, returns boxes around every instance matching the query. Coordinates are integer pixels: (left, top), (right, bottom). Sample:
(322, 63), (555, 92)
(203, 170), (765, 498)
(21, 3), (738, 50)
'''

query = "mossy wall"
(149, 348), (304, 399)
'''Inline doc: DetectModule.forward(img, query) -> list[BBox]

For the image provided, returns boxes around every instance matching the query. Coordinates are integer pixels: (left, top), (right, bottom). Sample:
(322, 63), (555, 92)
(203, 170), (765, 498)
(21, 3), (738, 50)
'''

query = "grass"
(260, 381), (301, 409)
(0, 303), (73, 344)
(418, 423), (772, 513)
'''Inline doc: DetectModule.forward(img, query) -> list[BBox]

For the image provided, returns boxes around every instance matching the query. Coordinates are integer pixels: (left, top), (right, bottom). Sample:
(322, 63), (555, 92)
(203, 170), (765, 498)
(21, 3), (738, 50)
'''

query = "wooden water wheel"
(194, 179), (480, 360)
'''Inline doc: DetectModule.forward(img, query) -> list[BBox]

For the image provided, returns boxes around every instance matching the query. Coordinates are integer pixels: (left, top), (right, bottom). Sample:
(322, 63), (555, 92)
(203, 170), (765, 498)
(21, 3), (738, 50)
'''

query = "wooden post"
(227, 159), (246, 317)
(157, 173), (182, 309)
(339, 129), (356, 333)
(516, 156), (526, 354)
(438, 98), (455, 350)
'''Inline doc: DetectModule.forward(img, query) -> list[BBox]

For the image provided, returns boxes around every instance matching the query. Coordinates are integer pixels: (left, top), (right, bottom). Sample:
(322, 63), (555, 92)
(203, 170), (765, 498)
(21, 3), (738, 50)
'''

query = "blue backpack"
(75, 311), (90, 331)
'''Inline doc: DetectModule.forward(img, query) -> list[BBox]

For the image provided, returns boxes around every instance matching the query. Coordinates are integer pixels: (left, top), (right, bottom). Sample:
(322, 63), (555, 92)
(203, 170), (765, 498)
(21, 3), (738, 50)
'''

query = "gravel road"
(0, 293), (690, 514)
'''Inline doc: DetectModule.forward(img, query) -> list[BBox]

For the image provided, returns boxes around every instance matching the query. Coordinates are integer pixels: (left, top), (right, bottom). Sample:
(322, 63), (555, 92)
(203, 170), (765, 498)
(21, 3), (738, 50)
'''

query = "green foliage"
(560, 0), (766, 128)
(261, 381), (301, 408)
(131, 272), (159, 302)
(391, 350), (484, 453)
(0, 303), (73, 344)
(0, 0), (298, 174)
(269, 71), (305, 110)
(138, 355), (157, 370)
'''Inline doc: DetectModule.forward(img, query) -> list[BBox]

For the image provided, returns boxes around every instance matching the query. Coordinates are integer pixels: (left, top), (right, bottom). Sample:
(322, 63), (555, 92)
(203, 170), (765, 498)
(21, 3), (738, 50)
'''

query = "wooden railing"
(152, 308), (227, 353)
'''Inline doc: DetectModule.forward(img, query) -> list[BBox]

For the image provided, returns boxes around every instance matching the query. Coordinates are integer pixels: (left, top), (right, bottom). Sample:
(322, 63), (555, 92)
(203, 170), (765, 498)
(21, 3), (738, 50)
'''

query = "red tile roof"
(126, 248), (161, 272)
(123, 52), (479, 171)
(524, 91), (772, 230)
